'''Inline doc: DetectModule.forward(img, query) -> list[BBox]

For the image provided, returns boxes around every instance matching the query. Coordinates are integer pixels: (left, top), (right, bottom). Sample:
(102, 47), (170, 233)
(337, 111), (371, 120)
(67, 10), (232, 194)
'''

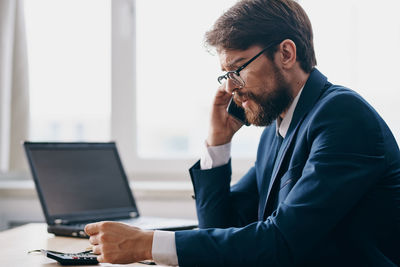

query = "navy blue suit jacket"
(175, 69), (400, 266)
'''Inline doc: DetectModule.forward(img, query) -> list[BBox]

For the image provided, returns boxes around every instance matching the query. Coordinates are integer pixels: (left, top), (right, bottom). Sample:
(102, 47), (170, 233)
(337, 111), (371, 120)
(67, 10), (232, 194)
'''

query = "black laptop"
(24, 142), (197, 238)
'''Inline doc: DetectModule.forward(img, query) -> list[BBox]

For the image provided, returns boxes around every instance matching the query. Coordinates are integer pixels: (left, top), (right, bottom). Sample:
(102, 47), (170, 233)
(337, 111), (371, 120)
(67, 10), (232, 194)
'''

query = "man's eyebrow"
(223, 57), (247, 71)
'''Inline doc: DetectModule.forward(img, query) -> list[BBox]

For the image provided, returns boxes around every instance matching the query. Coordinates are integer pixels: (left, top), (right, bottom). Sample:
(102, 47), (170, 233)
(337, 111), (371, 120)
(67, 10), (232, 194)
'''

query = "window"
(25, 0), (111, 142)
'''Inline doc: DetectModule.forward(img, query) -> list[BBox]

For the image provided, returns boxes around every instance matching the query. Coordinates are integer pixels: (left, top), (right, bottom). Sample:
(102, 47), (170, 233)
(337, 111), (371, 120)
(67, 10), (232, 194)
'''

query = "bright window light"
(25, 0), (111, 141)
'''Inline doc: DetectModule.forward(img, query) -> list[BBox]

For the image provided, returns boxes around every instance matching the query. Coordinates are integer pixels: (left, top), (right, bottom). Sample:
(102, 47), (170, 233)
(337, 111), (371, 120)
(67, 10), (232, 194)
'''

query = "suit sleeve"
(177, 92), (387, 266)
(190, 159), (259, 229)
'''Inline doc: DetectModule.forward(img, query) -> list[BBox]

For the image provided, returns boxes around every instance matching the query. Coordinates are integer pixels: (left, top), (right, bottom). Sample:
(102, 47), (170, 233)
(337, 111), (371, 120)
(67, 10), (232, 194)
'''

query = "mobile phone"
(226, 97), (250, 126)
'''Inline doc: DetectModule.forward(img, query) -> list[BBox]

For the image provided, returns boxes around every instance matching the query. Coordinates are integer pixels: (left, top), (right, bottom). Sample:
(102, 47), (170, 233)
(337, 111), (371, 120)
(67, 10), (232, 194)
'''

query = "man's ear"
(277, 39), (297, 69)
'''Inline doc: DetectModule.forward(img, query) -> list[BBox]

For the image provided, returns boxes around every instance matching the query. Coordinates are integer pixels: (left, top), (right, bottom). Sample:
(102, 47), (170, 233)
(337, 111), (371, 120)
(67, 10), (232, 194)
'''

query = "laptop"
(24, 141), (198, 238)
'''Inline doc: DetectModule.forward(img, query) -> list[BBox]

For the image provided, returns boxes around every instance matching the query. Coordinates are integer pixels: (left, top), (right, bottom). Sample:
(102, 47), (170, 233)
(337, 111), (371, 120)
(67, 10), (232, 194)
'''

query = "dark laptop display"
(24, 142), (197, 237)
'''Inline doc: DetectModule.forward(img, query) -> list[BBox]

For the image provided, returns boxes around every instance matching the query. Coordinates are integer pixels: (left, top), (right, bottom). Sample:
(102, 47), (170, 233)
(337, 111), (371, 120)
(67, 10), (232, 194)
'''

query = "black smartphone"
(226, 97), (250, 126)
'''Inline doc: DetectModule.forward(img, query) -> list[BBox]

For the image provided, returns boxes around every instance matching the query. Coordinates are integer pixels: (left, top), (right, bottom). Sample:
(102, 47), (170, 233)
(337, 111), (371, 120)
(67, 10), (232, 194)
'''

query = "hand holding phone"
(207, 85), (245, 146)
(226, 97), (250, 126)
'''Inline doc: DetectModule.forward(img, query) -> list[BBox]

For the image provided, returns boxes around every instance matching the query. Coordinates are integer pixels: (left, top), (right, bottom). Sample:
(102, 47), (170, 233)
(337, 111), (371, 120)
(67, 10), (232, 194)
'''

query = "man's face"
(218, 46), (294, 126)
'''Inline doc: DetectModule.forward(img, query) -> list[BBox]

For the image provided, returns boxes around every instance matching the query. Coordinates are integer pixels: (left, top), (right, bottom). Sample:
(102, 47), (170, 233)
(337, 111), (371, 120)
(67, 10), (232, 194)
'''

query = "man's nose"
(225, 79), (238, 95)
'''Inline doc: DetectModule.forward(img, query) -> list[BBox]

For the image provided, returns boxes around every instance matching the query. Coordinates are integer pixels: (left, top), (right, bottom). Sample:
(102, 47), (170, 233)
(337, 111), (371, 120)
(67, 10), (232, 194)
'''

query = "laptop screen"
(24, 142), (138, 223)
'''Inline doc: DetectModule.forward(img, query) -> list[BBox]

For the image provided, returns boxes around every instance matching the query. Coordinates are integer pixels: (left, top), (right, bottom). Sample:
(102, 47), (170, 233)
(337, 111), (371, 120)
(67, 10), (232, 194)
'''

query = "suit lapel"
(258, 129), (282, 220)
(261, 68), (329, 219)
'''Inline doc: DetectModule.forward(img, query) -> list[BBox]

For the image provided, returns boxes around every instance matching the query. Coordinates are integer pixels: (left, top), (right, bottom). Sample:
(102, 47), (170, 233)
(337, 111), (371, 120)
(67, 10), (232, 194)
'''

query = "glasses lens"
(228, 72), (244, 88)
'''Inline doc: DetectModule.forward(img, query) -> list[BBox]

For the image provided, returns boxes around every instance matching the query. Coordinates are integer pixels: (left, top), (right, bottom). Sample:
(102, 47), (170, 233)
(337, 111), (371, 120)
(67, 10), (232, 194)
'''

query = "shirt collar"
(276, 85), (304, 138)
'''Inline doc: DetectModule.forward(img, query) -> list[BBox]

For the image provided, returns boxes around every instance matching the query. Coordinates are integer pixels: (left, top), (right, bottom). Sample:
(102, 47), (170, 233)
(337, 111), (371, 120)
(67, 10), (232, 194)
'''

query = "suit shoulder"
(304, 84), (388, 155)
(314, 84), (380, 122)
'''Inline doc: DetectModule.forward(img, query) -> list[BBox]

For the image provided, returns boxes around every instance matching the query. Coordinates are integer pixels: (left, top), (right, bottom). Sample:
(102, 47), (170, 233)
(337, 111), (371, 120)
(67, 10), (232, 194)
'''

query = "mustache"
(233, 91), (257, 105)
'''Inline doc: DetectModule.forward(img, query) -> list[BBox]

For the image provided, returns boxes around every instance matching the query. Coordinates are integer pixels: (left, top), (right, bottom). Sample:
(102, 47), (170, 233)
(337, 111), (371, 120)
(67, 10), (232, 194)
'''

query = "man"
(85, 0), (400, 266)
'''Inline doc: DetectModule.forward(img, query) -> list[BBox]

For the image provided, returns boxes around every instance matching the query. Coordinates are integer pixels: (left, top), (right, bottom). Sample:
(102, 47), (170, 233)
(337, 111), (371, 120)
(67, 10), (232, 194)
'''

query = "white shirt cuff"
(152, 230), (178, 266)
(200, 141), (231, 170)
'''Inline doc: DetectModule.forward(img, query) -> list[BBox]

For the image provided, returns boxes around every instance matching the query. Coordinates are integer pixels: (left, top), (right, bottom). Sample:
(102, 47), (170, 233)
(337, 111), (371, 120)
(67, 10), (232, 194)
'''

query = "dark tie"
(275, 134), (284, 156)
(272, 134), (284, 170)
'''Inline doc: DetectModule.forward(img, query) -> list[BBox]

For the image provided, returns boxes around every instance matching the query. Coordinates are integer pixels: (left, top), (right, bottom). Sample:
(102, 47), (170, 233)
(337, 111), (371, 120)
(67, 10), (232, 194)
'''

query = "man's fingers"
(97, 255), (104, 263)
(92, 244), (101, 255)
(84, 223), (99, 236)
(89, 235), (99, 245)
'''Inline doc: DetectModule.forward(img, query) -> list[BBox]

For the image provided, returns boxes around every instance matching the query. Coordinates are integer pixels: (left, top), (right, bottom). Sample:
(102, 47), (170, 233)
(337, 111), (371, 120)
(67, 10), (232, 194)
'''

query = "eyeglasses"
(217, 42), (278, 88)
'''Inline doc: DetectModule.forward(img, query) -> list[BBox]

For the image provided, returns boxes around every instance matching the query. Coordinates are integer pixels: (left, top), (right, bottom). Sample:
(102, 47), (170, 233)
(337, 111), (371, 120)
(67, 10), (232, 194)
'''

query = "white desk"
(0, 223), (162, 266)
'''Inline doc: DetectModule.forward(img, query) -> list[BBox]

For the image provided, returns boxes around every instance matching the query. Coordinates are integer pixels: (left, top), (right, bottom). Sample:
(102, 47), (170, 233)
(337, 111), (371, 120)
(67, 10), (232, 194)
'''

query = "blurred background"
(0, 0), (399, 230)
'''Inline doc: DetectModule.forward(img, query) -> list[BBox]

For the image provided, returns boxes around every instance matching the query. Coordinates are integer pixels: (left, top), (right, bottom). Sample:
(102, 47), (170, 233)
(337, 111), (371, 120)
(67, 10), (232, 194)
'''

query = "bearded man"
(85, 0), (400, 266)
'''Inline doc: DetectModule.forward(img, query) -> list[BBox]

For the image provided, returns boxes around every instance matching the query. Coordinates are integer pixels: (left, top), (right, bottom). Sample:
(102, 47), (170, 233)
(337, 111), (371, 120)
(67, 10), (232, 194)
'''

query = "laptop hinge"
(54, 219), (67, 225)
(129, 212), (138, 218)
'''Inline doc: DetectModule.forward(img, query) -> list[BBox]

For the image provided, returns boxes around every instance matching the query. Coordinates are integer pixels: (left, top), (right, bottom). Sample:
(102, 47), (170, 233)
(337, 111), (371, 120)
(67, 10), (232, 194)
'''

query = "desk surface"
(0, 223), (162, 266)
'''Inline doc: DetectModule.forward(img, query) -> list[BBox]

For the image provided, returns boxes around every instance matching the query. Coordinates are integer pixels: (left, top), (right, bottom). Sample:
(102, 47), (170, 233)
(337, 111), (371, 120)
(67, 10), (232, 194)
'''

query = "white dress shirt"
(151, 87), (304, 266)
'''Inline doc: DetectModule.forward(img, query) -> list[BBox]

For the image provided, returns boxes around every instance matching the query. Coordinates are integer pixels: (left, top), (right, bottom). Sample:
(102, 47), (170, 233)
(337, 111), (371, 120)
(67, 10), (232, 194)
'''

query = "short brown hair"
(205, 0), (317, 73)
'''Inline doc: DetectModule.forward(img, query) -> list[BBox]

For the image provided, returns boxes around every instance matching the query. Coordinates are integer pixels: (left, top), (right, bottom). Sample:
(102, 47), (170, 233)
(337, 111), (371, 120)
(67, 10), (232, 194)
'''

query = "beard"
(234, 65), (294, 127)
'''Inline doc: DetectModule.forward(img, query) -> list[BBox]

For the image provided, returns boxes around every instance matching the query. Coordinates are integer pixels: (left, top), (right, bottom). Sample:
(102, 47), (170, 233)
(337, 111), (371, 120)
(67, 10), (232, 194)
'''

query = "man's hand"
(84, 221), (154, 264)
(207, 83), (243, 146)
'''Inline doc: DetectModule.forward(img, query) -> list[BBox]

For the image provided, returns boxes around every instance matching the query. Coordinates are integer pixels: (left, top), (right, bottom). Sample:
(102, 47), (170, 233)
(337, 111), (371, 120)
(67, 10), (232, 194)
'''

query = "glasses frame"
(217, 42), (279, 87)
